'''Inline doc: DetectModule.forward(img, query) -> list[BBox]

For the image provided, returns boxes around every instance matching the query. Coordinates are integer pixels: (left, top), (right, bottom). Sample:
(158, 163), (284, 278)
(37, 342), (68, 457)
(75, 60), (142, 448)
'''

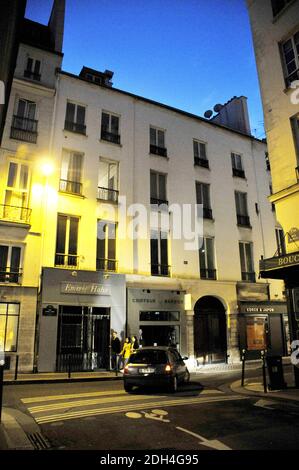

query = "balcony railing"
(24, 69), (41, 81)
(97, 187), (119, 203)
(237, 214), (251, 227)
(285, 68), (299, 88)
(55, 253), (79, 268)
(10, 115), (38, 143)
(96, 258), (118, 272)
(232, 168), (246, 178)
(64, 120), (86, 135)
(151, 264), (170, 277)
(194, 157), (209, 168)
(242, 272), (256, 283)
(203, 207), (213, 219)
(150, 197), (168, 207)
(59, 179), (82, 195)
(150, 144), (167, 158)
(0, 204), (31, 224)
(0, 268), (22, 284)
(101, 129), (121, 145)
(200, 268), (217, 280)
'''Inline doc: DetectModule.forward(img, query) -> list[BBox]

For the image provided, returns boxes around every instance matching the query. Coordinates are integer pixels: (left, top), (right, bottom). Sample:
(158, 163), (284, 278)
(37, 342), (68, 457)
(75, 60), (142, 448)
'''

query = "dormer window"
(24, 58), (41, 81)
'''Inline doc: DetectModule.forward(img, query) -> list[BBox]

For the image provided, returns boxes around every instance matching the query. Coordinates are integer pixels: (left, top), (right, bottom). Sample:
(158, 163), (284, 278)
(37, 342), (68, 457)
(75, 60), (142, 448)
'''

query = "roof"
(20, 18), (63, 56)
(58, 69), (266, 145)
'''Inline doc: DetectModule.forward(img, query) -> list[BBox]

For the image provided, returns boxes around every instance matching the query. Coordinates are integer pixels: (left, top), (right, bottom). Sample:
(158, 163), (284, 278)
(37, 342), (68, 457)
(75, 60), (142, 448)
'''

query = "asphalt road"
(2, 369), (299, 451)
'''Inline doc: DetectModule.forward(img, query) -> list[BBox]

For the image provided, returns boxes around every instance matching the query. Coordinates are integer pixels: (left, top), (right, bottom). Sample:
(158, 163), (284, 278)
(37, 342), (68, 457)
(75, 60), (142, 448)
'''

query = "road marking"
(21, 390), (128, 404)
(34, 395), (247, 425)
(176, 426), (232, 450)
(125, 412), (142, 419)
(254, 399), (276, 410)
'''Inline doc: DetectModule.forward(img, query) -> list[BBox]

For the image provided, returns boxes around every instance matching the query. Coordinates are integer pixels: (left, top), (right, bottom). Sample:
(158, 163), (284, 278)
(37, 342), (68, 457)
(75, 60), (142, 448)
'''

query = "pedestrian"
(120, 337), (132, 368)
(131, 335), (139, 352)
(111, 331), (121, 371)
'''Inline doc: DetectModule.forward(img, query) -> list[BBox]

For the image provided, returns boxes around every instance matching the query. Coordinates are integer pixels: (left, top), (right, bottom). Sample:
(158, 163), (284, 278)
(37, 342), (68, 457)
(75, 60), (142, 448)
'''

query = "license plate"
(139, 368), (155, 374)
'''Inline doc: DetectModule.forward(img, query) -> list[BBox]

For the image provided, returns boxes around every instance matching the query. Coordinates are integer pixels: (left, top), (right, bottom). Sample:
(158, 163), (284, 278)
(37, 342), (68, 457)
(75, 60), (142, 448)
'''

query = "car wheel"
(124, 383), (133, 393)
(169, 375), (178, 393)
(184, 369), (190, 383)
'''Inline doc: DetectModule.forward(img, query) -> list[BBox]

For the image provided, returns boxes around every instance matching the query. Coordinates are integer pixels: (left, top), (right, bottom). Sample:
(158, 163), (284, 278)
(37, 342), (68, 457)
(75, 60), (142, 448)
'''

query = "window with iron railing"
(24, 57), (41, 81)
(101, 112), (120, 144)
(60, 150), (83, 195)
(98, 160), (119, 203)
(196, 182), (213, 219)
(64, 102), (86, 135)
(97, 221), (117, 272)
(231, 153), (245, 178)
(235, 191), (251, 227)
(151, 231), (170, 277)
(2, 162), (31, 224)
(239, 241), (255, 283)
(150, 127), (167, 157)
(194, 140), (209, 168)
(55, 215), (79, 268)
(150, 171), (168, 208)
(199, 238), (216, 280)
(11, 99), (38, 143)
(0, 245), (22, 284)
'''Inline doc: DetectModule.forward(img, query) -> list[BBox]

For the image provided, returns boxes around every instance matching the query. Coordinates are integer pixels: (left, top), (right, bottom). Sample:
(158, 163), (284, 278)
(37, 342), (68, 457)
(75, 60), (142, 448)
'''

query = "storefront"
(37, 268), (126, 372)
(127, 288), (186, 354)
(238, 301), (289, 359)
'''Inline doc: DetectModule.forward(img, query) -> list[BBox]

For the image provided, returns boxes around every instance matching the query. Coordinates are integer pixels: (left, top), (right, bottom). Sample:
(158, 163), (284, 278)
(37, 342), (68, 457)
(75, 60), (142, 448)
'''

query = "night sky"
(25, 0), (265, 138)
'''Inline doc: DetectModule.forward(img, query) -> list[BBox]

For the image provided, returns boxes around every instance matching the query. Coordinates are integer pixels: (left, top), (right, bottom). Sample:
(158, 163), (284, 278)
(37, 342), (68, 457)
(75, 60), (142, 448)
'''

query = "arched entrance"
(194, 296), (227, 364)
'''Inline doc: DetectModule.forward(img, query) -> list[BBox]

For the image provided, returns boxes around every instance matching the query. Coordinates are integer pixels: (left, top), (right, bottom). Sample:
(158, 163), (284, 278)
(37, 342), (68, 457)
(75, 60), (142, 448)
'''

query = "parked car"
(123, 346), (190, 393)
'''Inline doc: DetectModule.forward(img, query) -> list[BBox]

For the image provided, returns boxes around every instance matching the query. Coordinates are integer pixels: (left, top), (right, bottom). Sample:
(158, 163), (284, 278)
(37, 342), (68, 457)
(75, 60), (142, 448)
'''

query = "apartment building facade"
(0, 0), (288, 373)
(247, 0), (299, 379)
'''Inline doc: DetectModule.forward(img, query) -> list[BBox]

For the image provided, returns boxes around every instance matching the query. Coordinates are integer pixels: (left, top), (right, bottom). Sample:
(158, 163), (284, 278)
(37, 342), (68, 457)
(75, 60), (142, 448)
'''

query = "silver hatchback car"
(123, 346), (190, 393)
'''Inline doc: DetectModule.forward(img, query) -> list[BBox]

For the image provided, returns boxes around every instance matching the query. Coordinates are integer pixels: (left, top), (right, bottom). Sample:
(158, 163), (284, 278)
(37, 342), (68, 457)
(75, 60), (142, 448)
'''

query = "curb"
(3, 375), (123, 386)
(0, 410), (34, 450)
(230, 379), (299, 404)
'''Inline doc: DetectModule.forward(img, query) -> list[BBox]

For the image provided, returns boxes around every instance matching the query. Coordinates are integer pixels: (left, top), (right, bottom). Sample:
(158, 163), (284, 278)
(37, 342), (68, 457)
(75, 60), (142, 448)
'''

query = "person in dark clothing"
(131, 335), (139, 352)
(111, 331), (121, 370)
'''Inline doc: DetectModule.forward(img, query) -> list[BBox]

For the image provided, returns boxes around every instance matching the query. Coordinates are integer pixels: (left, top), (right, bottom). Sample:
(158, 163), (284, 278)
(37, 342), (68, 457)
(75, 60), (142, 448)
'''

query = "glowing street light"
(40, 160), (54, 177)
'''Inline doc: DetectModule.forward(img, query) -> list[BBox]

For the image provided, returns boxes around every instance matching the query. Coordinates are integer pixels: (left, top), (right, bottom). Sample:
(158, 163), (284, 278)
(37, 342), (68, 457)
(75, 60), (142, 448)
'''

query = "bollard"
(241, 349), (246, 387)
(68, 354), (71, 379)
(0, 364), (4, 423)
(14, 355), (19, 381)
(261, 350), (267, 393)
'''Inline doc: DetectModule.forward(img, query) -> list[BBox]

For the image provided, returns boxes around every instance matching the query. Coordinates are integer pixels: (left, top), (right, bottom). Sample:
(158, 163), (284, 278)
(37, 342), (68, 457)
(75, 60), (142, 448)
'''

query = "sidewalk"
(3, 370), (122, 385)
(231, 371), (299, 403)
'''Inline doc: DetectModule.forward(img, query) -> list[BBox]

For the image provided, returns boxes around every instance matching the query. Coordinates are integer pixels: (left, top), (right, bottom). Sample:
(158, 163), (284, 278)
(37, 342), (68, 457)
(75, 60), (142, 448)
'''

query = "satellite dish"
(214, 104), (223, 113)
(204, 110), (213, 119)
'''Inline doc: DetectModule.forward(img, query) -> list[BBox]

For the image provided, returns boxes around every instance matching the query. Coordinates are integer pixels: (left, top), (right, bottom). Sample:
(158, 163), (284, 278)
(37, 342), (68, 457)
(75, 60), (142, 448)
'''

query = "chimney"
(48, 0), (65, 53)
(211, 96), (251, 135)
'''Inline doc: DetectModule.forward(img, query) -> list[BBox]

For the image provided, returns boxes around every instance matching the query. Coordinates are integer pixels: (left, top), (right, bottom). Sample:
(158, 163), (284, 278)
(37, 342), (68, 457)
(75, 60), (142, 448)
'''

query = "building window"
(59, 150), (83, 195)
(0, 245), (22, 283)
(239, 241), (255, 282)
(64, 102), (86, 134)
(55, 215), (79, 267)
(101, 112), (120, 144)
(151, 231), (169, 276)
(282, 31), (299, 87)
(199, 237), (216, 280)
(235, 191), (251, 227)
(96, 221), (117, 271)
(11, 99), (38, 143)
(150, 171), (168, 207)
(150, 127), (167, 157)
(231, 153), (245, 178)
(0, 303), (20, 352)
(194, 140), (209, 168)
(271, 0), (293, 17)
(276, 228), (286, 255)
(196, 182), (213, 219)
(265, 152), (271, 171)
(24, 57), (41, 81)
(1, 161), (31, 224)
(98, 159), (119, 203)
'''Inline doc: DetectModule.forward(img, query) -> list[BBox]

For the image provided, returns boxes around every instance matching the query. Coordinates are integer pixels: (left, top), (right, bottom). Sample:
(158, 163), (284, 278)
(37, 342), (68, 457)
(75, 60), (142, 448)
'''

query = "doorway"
(194, 296), (227, 364)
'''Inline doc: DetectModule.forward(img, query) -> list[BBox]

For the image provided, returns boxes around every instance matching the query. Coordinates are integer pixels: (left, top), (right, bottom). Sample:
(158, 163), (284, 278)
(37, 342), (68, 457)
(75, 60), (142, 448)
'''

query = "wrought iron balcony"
(97, 187), (119, 203)
(237, 214), (251, 227)
(101, 129), (120, 145)
(200, 268), (217, 280)
(59, 179), (82, 195)
(0, 204), (31, 224)
(241, 272), (256, 283)
(150, 197), (168, 207)
(0, 268), (22, 284)
(150, 144), (167, 157)
(232, 168), (246, 178)
(96, 258), (118, 272)
(151, 264), (170, 277)
(55, 253), (79, 268)
(203, 207), (213, 219)
(64, 120), (86, 135)
(194, 157), (209, 168)
(10, 115), (38, 143)
(23, 69), (41, 81)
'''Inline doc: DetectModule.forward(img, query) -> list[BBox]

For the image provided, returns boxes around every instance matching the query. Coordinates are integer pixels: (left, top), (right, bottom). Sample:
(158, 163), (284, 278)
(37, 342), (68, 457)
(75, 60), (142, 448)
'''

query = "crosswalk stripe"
(35, 395), (247, 424)
(28, 394), (166, 414)
(21, 389), (127, 404)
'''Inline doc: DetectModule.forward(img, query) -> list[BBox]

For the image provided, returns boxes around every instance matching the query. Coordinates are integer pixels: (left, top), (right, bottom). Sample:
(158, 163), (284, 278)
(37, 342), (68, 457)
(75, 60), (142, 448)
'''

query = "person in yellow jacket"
(120, 337), (132, 368)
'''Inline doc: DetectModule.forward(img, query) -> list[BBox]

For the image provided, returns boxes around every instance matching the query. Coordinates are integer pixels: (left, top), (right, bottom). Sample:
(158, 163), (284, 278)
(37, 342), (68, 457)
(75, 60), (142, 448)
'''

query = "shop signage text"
(61, 282), (111, 295)
(132, 298), (183, 305)
(260, 252), (299, 271)
(239, 302), (287, 315)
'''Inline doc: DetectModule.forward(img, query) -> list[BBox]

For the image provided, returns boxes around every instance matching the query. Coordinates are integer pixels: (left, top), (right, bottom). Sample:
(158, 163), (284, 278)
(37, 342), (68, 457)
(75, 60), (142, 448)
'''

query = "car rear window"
(129, 350), (168, 364)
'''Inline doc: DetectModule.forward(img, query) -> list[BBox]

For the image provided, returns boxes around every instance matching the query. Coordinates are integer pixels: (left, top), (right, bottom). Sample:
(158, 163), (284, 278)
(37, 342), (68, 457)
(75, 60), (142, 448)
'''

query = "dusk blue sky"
(25, 0), (265, 138)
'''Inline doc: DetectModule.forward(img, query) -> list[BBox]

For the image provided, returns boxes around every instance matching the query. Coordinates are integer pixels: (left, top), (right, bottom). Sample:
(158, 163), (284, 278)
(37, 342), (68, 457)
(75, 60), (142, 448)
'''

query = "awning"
(259, 251), (299, 280)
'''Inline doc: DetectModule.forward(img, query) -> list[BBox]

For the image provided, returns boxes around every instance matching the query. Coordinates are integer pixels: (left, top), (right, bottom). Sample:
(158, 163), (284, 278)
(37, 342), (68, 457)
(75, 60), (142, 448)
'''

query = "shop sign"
(61, 282), (111, 295)
(288, 228), (299, 243)
(42, 305), (57, 316)
(260, 251), (299, 271)
(239, 302), (287, 315)
(237, 283), (269, 301)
